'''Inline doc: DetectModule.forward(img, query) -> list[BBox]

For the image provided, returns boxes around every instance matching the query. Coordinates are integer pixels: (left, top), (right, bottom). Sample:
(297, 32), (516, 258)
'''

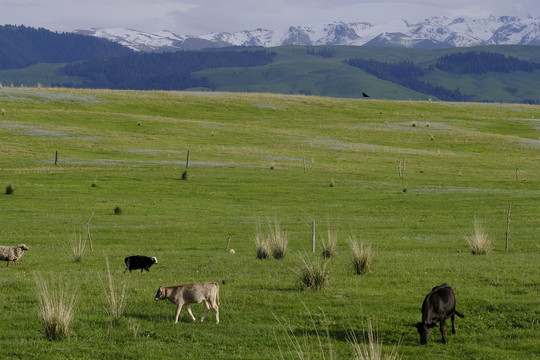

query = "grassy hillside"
(0, 88), (538, 359)
(1, 45), (539, 103)
(195, 45), (540, 102)
(0, 63), (85, 88)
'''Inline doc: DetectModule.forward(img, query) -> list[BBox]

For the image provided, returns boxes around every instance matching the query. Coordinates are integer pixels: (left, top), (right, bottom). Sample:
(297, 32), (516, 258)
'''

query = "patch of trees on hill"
(59, 49), (276, 90)
(435, 51), (539, 74)
(306, 47), (336, 58)
(0, 25), (133, 70)
(346, 51), (540, 102)
(345, 58), (468, 101)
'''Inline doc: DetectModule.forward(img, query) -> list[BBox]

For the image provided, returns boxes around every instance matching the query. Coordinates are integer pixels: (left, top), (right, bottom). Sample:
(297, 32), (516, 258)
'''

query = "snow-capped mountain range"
(75, 15), (540, 52)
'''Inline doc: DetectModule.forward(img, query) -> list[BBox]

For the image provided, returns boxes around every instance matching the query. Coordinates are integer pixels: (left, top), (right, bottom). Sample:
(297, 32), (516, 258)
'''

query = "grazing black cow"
(414, 283), (464, 345)
(124, 255), (158, 273)
(362, 92), (370, 98)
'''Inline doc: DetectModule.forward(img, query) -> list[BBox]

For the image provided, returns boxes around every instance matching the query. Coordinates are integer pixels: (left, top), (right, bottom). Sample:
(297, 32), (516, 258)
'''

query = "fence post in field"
(312, 220), (316, 253)
(506, 203), (511, 251)
(186, 150), (190, 168)
(303, 152), (307, 173)
(226, 235), (231, 252)
(87, 212), (94, 251)
(403, 155), (406, 177)
(55, 151), (58, 165)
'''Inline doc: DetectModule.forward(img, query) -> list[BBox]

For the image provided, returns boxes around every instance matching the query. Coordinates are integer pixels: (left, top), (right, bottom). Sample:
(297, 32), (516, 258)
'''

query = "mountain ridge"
(76, 15), (540, 52)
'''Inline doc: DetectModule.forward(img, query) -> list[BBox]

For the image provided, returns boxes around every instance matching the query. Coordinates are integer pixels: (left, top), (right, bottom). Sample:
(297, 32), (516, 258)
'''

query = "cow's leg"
(186, 305), (197, 322)
(451, 314), (456, 334)
(213, 303), (220, 324)
(174, 304), (184, 323)
(200, 300), (211, 322)
(440, 320), (447, 344)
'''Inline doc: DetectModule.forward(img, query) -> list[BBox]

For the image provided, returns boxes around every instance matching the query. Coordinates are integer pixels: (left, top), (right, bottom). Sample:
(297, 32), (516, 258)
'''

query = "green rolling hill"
(1, 45), (539, 103)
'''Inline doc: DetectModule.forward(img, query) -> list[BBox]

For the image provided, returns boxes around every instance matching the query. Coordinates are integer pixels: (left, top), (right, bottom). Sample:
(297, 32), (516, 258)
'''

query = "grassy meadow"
(0, 87), (538, 359)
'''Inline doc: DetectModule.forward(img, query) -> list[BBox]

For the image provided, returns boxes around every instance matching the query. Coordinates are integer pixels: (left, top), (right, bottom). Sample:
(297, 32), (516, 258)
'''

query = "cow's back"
(422, 284), (456, 322)
(173, 282), (219, 304)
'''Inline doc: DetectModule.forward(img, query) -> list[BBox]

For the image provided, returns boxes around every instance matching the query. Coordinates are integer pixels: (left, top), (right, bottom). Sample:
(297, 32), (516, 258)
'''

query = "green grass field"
(0, 87), (538, 359)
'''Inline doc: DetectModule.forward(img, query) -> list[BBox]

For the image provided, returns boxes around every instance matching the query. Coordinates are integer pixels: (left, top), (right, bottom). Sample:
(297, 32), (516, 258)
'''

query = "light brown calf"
(154, 282), (220, 324)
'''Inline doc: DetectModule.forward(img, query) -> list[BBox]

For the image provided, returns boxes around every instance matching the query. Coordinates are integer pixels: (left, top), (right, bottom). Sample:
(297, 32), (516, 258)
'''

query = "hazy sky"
(1, 0), (538, 35)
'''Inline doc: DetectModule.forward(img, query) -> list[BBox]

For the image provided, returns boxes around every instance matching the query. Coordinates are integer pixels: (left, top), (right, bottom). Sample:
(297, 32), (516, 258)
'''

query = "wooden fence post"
(186, 150), (190, 168)
(86, 212), (94, 251)
(55, 151), (58, 165)
(312, 220), (316, 253)
(505, 203), (511, 251)
(226, 235), (231, 252)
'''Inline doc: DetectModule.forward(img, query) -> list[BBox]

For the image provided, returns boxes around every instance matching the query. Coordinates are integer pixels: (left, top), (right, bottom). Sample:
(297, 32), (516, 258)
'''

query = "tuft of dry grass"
(69, 234), (86, 262)
(349, 321), (401, 360)
(466, 220), (492, 255)
(349, 238), (373, 275)
(294, 254), (330, 291)
(128, 318), (140, 339)
(275, 304), (334, 360)
(269, 220), (289, 260)
(99, 256), (128, 326)
(254, 221), (271, 259)
(34, 273), (77, 341)
(321, 227), (339, 259)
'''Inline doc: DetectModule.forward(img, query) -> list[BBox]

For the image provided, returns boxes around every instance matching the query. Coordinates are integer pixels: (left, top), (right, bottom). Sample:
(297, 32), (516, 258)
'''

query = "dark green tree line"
(0, 25), (133, 70)
(61, 49), (276, 90)
(435, 51), (538, 74)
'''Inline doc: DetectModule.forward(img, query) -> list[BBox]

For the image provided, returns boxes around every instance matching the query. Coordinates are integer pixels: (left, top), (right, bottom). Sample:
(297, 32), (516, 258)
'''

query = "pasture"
(0, 87), (538, 359)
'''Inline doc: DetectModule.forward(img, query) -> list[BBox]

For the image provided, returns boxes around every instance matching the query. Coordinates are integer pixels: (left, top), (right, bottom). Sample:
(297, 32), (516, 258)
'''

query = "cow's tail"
(454, 310), (464, 318)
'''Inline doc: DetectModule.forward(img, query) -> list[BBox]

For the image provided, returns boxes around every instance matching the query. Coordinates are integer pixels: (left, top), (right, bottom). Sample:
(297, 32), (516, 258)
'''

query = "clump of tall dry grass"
(275, 306), (401, 360)
(321, 227), (339, 259)
(349, 238), (373, 275)
(270, 220), (289, 260)
(349, 321), (401, 360)
(466, 220), (492, 255)
(99, 256), (128, 326)
(294, 254), (330, 291)
(254, 218), (289, 260)
(128, 318), (140, 339)
(69, 234), (86, 262)
(254, 222), (270, 259)
(34, 273), (77, 341)
(275, 305), (334, 359)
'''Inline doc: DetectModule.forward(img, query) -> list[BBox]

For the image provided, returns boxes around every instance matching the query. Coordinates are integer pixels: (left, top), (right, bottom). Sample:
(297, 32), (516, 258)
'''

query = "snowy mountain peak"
(76, 16), (540, 51)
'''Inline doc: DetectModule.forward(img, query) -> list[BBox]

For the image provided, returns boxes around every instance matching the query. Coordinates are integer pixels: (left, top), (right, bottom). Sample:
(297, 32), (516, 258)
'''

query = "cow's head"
(154, 286), (166, 301)
(414, 321), (436, 345)
(151, 257), (158, 264)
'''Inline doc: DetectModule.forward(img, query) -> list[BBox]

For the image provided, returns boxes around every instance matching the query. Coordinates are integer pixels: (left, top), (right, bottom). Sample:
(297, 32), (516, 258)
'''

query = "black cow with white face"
(414, 283), (464, 345)
(124, 255), (158, 273)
